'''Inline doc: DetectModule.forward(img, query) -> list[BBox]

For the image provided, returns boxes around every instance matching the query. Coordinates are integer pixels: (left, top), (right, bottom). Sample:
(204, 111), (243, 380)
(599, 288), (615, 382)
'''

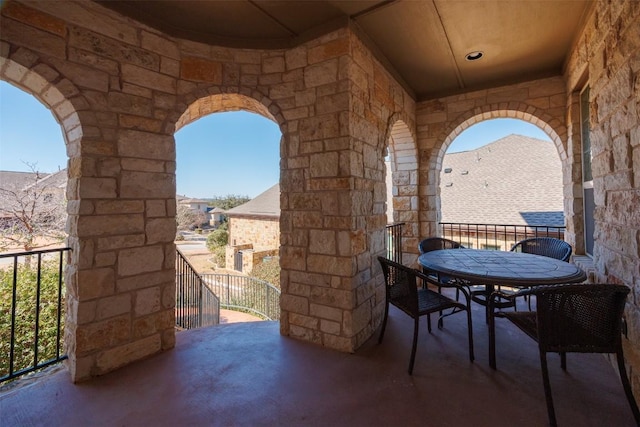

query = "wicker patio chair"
(508, 237), (573, 309)
(488, 283), (640, 426)
(511, 237), (572, 261)
(418, 237), (466, 300)
(418, 237), (464, 255)
(377, 256), (474, 375)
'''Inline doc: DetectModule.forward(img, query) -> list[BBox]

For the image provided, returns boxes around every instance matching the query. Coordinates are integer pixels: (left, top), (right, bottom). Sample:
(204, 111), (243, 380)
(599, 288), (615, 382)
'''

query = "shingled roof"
(440, 134), (564, 226)
(0, 169), (67, 191)
(225, 184), (280, 218)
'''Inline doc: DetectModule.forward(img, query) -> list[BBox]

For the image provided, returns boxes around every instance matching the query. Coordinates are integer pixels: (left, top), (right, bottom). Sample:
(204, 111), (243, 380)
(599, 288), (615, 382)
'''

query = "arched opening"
(0, 81), (68, 251)
(174, 94), (282, 324)
(385, 119), (419, 264)
(436, 116), (565, 251)
(0, 59), (82, 381)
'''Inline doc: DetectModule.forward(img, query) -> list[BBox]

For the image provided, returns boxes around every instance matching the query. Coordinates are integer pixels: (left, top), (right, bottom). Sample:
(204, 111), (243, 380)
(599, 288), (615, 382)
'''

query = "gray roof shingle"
(441, 134), (564, 226)
(225, 184), (280, 218)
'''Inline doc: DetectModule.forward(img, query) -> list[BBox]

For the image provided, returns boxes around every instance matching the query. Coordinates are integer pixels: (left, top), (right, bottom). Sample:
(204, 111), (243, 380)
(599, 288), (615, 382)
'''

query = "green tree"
(208, 194), (250, 210)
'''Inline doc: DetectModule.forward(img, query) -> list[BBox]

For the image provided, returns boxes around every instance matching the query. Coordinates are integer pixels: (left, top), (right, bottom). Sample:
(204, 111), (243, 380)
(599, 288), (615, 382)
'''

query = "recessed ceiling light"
(465, 51), (484, 61)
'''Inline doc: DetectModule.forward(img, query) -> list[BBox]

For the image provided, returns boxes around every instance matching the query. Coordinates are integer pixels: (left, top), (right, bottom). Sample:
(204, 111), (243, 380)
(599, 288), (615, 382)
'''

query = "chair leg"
(466, 306), (474, 362)
(560, 352), (566, 370)
(408, 317), (419, 375)
(378, 300), (389, 343)
(540, 351), (557, 427)
(616, 350), (640, 425)
(489, 301), (497, 369)
(427, 314), (432, 333)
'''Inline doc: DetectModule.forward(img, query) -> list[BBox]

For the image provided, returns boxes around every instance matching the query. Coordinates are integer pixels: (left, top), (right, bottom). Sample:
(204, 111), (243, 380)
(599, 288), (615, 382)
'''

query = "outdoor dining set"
(378, 237), (640, 426)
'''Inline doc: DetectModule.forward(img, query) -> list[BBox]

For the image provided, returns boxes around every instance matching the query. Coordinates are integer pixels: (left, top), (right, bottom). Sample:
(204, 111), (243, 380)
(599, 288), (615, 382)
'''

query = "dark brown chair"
(418, 237), (465, 300)
(418, 237), (464, 255)
(377, 256), (474, 375)
(511, 237), (572, 262)
(489, 283), (640, 426)
(509, 237), (573, 309)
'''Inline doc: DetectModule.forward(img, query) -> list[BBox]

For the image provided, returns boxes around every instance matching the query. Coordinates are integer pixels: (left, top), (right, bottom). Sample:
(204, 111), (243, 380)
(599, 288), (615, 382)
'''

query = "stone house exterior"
(0, 0), (638, 396)
(225, 184), (280, 273)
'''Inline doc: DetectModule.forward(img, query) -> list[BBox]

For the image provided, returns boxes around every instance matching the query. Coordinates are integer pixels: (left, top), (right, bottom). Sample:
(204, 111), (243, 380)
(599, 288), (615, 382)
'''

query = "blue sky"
(1, 81), (550, 198)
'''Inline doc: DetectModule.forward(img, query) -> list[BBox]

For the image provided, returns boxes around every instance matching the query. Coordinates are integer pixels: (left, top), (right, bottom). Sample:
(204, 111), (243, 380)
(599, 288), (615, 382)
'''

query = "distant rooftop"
(0, 169), (67, 191)
(440, 134), (564, 226)
(225, 184), (279, 218)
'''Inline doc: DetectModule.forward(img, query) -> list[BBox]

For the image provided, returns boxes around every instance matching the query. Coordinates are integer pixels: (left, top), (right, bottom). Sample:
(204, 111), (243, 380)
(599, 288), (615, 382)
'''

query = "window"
(580, 86), (594, 255)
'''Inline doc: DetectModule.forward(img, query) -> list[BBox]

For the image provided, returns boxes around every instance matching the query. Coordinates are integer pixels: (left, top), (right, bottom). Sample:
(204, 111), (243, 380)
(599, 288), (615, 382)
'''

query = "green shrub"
(0, 260), (65, 378)
(250, 257), (280, 289)
(211, 246), (226, 267)
(206, 229), (228, 252)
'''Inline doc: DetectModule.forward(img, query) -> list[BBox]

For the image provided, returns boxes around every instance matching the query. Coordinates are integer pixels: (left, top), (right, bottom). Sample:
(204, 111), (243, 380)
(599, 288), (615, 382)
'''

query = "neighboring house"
(439, 134), (563, 249)
(0, 169), (67, 229)
(177, 196), (211, 227)
(224, 184), (279, 273)
(178, 197), (209, 213)
(208, 207), (225, 228)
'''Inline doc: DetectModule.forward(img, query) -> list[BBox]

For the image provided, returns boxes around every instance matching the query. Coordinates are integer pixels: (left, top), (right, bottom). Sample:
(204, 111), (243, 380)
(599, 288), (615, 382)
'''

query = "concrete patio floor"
(1, 296), (637, 427)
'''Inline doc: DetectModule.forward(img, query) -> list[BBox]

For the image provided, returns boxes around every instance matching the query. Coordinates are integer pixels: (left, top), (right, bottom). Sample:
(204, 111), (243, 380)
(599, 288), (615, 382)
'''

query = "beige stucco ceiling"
(96, 0), (593, 101)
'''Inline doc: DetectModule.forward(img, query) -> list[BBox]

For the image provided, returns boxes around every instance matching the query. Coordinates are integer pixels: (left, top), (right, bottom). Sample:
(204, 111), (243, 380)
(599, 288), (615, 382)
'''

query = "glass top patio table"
(418, 248), (586, 286)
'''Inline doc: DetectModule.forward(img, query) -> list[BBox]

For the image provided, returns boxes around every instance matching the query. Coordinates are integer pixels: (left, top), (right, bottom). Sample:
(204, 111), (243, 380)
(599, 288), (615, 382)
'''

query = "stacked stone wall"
(564, 0), (640, 393)
(0, 0), (416, 378)
(277, 27), (415, 352)
(228, 216), (279, 251)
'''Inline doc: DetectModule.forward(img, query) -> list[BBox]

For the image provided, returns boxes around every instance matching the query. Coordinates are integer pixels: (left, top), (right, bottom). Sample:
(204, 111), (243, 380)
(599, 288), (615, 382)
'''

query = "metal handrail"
(176, 249), (220, 329)
(439, 222), (566, 251)
(201, 274), (280, 321)
(385, 223), (404, 263)
(1, 247), (70, 383)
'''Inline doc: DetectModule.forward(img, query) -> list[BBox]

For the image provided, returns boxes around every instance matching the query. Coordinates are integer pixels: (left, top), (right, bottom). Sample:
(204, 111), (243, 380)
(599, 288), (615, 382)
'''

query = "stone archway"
(0, 55), (91, 380)
(0, 57), (85, 149)
(430, 108), (565, 230)
(175, 91), (280, 132)
(386, 118), (420, 264)
(170, 90), (284, 305)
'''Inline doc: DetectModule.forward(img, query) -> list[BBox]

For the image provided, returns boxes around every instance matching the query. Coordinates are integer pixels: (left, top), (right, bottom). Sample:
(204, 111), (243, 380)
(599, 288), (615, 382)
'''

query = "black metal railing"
(201, 274), (280, 321)
(385, 222), (404, 263)
(440, 222), (566, 251)
(1, 247), (70, 383)
(176, 249), (220, 329)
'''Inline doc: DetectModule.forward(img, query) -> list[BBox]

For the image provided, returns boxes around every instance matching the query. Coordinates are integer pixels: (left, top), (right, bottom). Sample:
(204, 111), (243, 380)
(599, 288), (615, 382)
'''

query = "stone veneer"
(228, 217), (280, 251)
(562, 0), (640, 389)
(0, 0), (639, 395)
(225, 216), (279, 271)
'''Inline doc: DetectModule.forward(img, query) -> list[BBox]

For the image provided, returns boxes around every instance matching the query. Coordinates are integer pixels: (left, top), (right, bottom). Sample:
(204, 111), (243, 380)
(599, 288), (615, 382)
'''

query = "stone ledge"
(573, 255), (596, 283)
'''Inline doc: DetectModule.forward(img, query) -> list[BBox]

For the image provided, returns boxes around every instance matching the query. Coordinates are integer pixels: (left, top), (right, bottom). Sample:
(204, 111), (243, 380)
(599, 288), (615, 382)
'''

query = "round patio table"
(418, 248), (587, 322)
(418, 248), (586, 286)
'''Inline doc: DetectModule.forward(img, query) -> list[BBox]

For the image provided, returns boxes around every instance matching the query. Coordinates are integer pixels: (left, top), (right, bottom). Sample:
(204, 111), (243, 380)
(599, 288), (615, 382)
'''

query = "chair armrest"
(417, 270), (472, 302)
(489, 288), (532, 312)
